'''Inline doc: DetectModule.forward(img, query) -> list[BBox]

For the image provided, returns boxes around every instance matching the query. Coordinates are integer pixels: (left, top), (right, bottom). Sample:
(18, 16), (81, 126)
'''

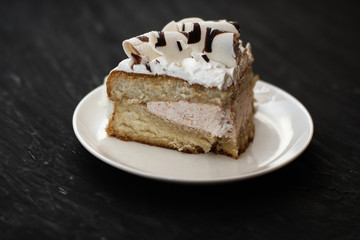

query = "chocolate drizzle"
(204, 27), (226, 52)
(202, 54), (209, 62)
(155, 31), (166, 47)
(229, 21), (240, 33)
(182, 23), (185, 31)
(176, 41), (183, 51)
(137, 35), (149, 42)
(187, 23), (201, 44)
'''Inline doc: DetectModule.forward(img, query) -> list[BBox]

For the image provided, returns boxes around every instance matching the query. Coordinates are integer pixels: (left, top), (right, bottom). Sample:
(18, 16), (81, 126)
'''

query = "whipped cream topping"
(114, 18), (254, 89)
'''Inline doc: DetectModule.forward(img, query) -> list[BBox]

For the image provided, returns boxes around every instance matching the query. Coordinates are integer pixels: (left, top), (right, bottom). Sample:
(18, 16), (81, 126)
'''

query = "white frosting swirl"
(114, 18), (254, 89)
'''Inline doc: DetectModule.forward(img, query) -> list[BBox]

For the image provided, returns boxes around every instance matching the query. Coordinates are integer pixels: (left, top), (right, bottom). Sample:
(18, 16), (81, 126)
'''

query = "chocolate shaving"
(176, 41), (183, 51)
(130, 53), (142, 69)
(155, 31), (166, 47)
(187, 23), (201, 44)
(229, 21), (240, 33)
(204, 27), (226, 52)
(131, 53), (142, 64)
(145, 62), (151, 72)
(137, 35), (149, 42)
(202, 54), (209, 62)
(180, 31), (189, 38)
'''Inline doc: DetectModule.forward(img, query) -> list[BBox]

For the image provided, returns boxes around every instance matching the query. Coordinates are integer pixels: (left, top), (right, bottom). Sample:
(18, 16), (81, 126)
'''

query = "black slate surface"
(1, 0), (359, 239)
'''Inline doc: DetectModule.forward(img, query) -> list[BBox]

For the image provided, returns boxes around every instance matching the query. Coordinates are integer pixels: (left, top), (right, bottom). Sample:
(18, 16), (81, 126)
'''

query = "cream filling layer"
(147, 101), (233, 138)
(146, 92), (253, 138)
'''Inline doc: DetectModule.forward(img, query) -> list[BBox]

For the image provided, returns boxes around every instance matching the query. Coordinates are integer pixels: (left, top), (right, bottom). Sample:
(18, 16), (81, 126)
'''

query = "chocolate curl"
(206, 32), (237, 68)
(154, 32), (192, 62)
(123, 32), (162, 64)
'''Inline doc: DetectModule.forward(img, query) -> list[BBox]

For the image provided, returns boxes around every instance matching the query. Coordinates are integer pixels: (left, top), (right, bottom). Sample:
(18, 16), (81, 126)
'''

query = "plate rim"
(72, 80), (314, 184)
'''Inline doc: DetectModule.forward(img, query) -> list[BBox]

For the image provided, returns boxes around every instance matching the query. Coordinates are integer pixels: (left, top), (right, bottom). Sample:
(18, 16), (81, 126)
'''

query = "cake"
(105, 18), (258, 158)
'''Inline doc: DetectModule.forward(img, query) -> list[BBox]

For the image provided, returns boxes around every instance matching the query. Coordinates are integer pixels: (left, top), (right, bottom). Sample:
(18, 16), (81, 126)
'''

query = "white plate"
(73, 80), (313, 183)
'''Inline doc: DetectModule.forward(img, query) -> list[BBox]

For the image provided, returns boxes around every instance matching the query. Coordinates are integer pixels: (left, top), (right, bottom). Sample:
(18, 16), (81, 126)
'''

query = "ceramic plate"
(73, 80), (313, 183)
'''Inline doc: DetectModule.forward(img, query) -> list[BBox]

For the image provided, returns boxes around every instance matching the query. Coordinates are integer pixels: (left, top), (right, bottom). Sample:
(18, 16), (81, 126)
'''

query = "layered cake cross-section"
(105, 18), (258, 158)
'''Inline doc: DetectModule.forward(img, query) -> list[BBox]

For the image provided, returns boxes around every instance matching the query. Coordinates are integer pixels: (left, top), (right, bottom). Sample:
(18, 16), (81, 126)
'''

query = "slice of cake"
(106, 18), (258, 158)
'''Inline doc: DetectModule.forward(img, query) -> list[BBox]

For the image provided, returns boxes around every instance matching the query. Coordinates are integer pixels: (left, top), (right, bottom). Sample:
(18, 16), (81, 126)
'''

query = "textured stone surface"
(1, 0), (359, 239)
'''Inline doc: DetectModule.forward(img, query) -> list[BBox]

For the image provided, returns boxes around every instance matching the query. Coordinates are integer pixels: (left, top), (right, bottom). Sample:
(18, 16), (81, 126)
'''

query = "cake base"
(106, 102), (254, 158)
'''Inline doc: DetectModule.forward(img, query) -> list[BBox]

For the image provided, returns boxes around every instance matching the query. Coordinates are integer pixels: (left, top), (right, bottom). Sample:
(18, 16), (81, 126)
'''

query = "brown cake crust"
(105, 64), (258, 159)
(106, 99), (255, 159)
(106, 67), (257, 107)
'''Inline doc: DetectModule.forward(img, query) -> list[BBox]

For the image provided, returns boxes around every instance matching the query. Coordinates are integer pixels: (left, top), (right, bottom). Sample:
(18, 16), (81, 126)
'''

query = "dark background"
(1, 0), (359, 239)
